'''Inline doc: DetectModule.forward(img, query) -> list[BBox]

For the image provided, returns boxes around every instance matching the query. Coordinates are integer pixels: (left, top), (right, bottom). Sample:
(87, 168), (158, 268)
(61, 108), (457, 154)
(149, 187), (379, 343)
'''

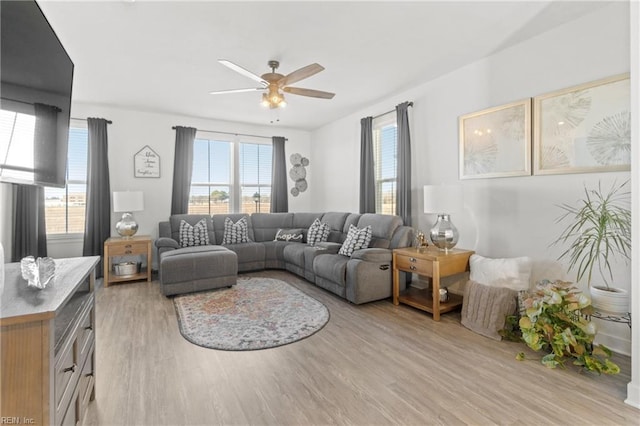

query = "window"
(44, 121), (88, 235)
(373, 112), (397, 215)
(188, 133), (272, 215)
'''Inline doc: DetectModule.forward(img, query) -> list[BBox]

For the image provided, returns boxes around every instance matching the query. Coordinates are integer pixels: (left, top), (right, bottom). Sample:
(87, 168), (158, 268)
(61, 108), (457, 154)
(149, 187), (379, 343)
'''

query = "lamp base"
(429, 214), (458, 252)
(116, 212), (139, 238)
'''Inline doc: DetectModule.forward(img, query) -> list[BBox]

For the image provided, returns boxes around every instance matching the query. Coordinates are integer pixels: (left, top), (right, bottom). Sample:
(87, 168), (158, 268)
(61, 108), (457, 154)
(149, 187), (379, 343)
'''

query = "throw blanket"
(461, 280), (518, 341)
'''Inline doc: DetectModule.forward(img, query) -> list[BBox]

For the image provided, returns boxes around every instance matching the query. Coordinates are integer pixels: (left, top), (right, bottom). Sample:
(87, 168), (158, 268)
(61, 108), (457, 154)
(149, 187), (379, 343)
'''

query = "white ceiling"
(38, 0), (611, 131)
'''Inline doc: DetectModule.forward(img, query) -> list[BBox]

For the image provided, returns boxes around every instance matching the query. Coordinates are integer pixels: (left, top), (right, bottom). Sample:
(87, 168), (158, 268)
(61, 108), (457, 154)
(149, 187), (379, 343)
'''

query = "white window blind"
(44, 122), (88, 235)
(239, 142), (272, 214)
(373, 112), (397, 215)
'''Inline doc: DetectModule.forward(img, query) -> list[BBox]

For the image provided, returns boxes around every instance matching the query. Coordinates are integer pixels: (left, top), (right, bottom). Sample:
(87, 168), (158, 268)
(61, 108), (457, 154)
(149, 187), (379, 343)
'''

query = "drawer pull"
(63, 364), (77, 374)
(410, 266), (417, 271)
(125, 250), (132, 254)
(84, 325), (93, 331)
(85, 373), (94, 378)
(409, 257), (417, 262)
(125, 244), (132, 249)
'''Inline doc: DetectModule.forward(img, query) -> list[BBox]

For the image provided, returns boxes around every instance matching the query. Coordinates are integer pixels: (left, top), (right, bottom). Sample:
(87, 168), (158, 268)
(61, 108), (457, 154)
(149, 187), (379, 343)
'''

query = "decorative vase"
(589, 286), (629, 315)
(429, 214), (458, 251)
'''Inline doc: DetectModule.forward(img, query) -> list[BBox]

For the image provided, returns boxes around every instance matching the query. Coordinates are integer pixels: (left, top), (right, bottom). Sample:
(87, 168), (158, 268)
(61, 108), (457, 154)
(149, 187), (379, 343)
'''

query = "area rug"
(173, 277), (329, 350)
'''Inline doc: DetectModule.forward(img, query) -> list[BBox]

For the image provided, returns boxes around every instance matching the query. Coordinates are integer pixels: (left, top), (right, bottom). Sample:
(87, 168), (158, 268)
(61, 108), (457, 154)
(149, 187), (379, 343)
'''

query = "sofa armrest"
(351, 248), (391, 262)
(155, 237), (180, 250)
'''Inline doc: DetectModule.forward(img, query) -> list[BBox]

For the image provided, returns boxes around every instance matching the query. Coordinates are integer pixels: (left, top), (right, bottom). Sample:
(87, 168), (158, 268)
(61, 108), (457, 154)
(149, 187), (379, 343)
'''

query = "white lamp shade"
(113, 191), (144, 212)
(423, 185), (463, 214)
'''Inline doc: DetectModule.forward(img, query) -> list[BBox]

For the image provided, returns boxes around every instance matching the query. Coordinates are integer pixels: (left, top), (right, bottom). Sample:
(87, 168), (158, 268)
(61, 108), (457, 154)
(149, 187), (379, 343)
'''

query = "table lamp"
(113, 191), (144, 238)
(423, 185), (463, 252)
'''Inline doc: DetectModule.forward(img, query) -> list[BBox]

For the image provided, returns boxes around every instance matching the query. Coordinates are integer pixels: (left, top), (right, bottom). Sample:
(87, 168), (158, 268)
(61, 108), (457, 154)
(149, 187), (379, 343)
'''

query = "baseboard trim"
(625, 381), (640, 409)
(594, 331), (631, 356)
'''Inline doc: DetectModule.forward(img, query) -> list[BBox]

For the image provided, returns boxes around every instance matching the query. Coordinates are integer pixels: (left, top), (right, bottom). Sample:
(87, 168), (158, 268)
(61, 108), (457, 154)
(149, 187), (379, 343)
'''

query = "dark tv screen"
(0, 0), (74, 188)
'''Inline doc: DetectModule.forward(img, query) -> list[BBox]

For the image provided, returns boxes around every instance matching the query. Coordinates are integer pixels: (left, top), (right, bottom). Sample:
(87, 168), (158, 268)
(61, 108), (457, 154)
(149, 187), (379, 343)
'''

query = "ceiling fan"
(209, 59), (335, 109)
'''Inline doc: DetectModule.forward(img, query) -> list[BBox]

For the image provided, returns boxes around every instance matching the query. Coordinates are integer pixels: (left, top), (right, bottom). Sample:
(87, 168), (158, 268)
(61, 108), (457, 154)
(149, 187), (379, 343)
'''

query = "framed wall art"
(459, 99), (531, 179)
(533, 73), (630, 175)
(134, 145), (160, 178)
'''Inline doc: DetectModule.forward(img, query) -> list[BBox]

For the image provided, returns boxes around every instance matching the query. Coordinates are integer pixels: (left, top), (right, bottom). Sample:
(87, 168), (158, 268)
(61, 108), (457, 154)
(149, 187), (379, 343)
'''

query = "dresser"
(392, 247), (474, 321)
(0, 256), (99, 425)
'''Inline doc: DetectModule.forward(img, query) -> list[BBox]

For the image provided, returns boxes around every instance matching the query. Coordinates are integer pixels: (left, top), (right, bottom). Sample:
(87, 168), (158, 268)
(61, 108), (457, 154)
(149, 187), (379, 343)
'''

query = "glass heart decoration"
(20, 256), (56, 289)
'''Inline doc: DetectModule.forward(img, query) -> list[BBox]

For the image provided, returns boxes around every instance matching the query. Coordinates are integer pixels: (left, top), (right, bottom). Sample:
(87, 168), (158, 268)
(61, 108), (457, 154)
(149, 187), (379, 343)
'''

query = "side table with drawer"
(392, 247), (474, 321)
(104, 235), (153, 286)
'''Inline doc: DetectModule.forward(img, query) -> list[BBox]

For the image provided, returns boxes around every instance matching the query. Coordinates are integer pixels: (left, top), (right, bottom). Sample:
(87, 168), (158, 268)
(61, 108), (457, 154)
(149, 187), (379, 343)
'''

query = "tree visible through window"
(373, 112), (397, 215)
(44, 123), (88, 235)
(188, 134), (272, 215)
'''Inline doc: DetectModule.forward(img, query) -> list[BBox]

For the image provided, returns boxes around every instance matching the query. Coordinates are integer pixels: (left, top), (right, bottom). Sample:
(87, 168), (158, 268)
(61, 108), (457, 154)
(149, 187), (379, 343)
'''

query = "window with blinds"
(44, 121), (88, 235)
(373, 112), (397, 215)
(188, 134), (272, 215)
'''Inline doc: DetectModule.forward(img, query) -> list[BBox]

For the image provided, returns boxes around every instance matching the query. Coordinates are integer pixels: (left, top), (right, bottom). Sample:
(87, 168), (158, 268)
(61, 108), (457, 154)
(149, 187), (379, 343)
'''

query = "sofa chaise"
(156, 212), (413, 304)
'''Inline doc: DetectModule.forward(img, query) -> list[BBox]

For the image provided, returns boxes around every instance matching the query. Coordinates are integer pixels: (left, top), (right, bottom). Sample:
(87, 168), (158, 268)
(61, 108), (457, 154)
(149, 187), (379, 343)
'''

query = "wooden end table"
(392, 246), (474, 321)
(104, 235), (153, 286)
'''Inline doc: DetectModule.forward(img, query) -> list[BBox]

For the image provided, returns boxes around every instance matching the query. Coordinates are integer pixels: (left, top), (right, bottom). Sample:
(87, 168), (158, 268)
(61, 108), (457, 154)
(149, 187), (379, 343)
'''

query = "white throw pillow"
(179, 219), (210, 248)
(469, 254), (532, 291)
(338, 224), (372, 257)
(307, 218), (330, 246)
(222, 217), (250, 244)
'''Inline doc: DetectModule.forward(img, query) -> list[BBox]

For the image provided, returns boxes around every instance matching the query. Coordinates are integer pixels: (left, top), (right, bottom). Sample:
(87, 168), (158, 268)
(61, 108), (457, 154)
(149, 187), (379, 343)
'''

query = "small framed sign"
(134, 145), (160, 178)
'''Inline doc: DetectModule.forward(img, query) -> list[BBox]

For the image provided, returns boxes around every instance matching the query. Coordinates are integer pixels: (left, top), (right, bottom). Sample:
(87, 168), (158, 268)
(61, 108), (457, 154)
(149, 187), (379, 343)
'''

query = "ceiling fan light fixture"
(260, 93), (270, 107)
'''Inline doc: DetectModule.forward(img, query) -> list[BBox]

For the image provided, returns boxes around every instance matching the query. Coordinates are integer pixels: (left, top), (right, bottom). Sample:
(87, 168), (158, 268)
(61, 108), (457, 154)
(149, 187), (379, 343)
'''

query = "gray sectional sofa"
(156, 212), (413, 304)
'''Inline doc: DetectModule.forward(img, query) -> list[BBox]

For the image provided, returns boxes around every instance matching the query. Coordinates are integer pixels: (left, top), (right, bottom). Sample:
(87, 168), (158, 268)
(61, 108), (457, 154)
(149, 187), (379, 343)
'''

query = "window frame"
(45, 119), (88, 239)
(189, 131), (272, 215)
(372, 112), (398, 215)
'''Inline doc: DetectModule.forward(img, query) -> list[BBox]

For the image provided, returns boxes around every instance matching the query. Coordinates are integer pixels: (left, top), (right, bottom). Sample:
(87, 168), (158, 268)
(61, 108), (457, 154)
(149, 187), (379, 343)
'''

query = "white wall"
(311, 3), (632, 353)
(45, 104), (312, 266)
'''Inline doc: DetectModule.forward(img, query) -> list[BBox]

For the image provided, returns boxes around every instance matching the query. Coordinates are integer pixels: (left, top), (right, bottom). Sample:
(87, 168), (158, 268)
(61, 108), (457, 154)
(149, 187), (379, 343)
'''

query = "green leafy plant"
(504, 280), (619, 375)
(552, 180), (631, 290)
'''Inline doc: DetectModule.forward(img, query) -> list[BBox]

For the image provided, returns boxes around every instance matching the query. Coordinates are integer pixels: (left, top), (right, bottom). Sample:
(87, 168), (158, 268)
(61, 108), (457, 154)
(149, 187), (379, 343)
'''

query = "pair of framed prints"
(459, 73), (630, 179)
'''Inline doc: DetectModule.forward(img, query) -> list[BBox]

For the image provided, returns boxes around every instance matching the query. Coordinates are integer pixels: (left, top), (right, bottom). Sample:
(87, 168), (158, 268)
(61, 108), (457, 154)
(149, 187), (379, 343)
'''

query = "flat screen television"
(0, 0), (74, 188)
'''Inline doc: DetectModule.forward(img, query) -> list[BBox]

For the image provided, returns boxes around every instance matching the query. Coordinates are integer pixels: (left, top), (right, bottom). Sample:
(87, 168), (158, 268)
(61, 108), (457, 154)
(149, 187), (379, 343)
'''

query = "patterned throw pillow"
(179, 219), (210, 248)
(222, 217), (250, 244)
(274, 228), (304, 242)
(307, 218), (330, 246)
(338, 224), (373, 256)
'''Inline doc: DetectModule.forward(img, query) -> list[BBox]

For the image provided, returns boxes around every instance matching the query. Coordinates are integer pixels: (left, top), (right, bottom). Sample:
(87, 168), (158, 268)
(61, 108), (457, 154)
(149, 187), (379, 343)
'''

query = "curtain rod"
(71, 117), (113, 124)
(372, 101), (414, 120)
(172, 126), (287, 141)
(1, 97), (62, 112)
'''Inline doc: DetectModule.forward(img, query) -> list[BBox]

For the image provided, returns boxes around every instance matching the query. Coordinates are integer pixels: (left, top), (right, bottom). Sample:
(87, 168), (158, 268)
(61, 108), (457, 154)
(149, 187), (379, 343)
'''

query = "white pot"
(590, 286), (629, 315)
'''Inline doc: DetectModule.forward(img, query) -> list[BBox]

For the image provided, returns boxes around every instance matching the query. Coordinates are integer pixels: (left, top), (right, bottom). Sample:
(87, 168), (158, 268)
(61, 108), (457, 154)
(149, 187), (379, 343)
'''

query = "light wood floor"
(85, 270), (637, 425)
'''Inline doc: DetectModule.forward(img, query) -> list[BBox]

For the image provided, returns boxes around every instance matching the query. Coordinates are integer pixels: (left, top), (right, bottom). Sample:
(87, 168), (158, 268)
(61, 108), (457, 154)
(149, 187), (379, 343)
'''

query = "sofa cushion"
(314, 254), (349, 286)
(356, 213), (402, 249)
(251, 212), (294, 242)
(170, 214), (215, 245)
(179, 218), (210, 247)
(338, 224), (372, 256)
(274, 228), (304, 242)
(320, 212), (352, 243)
(222, 217), (251, 244)
(307, 218), (330, 246)
(212, 214), (255, 244)
(461, 280), (518, 341)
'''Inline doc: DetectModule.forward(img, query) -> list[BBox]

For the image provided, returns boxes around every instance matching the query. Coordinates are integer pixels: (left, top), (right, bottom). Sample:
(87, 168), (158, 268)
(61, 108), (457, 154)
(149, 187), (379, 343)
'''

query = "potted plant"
(552, 180), (631, 314)
(503, 280), (619, 374)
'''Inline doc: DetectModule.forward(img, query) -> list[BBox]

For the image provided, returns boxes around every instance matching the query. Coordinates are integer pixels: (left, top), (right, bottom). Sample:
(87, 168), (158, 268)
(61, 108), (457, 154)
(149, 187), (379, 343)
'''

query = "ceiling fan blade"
(218, 59), (268, 87)
(283, 87), (335, 99)
(209, 87), (264, 95)
(278, 63), (324, 87)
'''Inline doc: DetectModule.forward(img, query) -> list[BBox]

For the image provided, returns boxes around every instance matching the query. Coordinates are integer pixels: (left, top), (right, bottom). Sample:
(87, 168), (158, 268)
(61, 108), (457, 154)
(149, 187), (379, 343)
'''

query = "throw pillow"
(469, 254), (532, 291)
(274, 228), (304, 242)
(338, 224), (373, 256)
(179, 219), (210, 248)
(222, 217), (250, 244)
(461, 280), (518, 341)
(307, 218), (330, 246)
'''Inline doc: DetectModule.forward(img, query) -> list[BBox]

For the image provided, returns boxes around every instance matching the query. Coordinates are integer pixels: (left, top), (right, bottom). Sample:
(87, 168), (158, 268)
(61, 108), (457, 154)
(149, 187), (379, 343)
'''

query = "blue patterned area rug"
(173, 277), (330, 351)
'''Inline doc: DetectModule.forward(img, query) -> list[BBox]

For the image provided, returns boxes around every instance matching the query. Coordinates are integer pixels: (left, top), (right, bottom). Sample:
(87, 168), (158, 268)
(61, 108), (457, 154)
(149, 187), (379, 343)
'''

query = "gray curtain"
(270, 136), (288, 213)
(83, 118), (111, 277)
(11, 184), (47, 261)
(396, 102), (412, 226)
(171, 126), (197, 215)
(33, 103), (59, 184)
(359, 116), (375, 214)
